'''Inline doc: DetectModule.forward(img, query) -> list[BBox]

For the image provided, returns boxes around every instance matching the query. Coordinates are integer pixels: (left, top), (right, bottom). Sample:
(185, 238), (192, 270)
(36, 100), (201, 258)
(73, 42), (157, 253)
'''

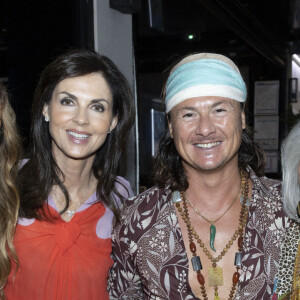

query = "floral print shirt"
(108, 169), (290, 299)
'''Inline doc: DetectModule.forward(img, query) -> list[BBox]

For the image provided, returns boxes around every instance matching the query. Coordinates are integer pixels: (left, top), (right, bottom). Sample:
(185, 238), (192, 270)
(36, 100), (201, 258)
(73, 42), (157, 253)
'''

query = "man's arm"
(108, 214), (143, 299)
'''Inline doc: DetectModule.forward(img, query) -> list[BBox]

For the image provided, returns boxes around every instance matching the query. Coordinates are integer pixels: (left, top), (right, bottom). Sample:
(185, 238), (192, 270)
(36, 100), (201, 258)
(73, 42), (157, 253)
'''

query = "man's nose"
(195, 115), (216, 136)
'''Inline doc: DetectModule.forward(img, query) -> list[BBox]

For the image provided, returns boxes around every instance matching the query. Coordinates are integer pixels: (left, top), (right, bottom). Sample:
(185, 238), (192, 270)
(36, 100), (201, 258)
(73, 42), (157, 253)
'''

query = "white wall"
(94, 0), (138, 193)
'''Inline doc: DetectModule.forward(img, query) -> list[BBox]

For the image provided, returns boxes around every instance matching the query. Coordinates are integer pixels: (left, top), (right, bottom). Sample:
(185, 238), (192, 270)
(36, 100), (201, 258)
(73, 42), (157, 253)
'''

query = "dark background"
(0, 0), (298, 187)
(135, 0), (296, 187)
(1, 0), (94, 145)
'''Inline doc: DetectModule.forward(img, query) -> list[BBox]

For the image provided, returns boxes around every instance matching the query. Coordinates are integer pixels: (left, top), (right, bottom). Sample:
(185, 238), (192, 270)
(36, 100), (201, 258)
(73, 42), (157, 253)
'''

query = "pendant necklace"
(186, 188), (240, 252)
(65, 177), (93, 218)
(66, 209), (77, 217)
(174, 170), (250, 300)
(66, 187), (90, 217)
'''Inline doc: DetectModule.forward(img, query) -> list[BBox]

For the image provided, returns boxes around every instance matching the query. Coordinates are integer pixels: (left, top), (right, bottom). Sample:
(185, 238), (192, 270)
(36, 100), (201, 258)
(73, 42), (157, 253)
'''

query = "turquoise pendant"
(210, 223), (216, 252)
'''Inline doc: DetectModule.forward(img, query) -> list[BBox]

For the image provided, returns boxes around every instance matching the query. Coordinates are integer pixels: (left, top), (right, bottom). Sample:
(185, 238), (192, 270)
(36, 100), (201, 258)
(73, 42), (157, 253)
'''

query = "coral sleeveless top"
(5, 201), (113, 300)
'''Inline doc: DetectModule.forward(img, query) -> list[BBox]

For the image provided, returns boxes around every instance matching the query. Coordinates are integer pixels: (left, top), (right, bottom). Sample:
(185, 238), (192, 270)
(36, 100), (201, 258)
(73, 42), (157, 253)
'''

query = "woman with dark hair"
(4, 49), (135, 300)
(0, 83), (21, 300)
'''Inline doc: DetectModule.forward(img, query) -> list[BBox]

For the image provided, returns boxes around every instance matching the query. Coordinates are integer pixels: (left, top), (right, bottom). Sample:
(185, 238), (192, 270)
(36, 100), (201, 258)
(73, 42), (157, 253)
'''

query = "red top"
(5, 202), (113, 300)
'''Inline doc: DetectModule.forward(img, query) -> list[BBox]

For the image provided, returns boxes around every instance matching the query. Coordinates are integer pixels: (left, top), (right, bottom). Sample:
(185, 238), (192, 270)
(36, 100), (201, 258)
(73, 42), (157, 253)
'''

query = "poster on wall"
(254, 115), (279, 150)
(292, 0), (300, 29)
(289, 78), (298, 103)
(254, 81), (279, 115)
(264, 150), (278, 173)
(151, 108), (166, 156)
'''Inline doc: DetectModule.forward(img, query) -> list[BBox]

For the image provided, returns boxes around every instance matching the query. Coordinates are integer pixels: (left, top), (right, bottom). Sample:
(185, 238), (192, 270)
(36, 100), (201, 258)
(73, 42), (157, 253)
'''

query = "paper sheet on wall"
(254, 116), (279, 150)
(264, 150), (278, 173)
(151, 108), (166, 156)
(254, 81), (279, 115)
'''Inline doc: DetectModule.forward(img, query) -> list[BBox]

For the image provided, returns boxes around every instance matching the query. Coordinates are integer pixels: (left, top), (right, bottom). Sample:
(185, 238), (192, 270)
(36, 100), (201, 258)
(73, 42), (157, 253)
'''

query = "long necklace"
(174, 170), (249, 300)
(186, 188), (240, 252)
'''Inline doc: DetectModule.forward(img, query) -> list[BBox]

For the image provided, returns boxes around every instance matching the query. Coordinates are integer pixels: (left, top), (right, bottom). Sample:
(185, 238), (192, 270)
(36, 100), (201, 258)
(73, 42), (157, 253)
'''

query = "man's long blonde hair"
(0, 82), (21, 299)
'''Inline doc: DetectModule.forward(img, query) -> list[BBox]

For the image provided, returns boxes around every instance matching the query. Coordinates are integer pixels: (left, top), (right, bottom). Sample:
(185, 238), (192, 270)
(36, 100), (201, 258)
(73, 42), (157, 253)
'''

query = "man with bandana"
(108, 53), (290, 300)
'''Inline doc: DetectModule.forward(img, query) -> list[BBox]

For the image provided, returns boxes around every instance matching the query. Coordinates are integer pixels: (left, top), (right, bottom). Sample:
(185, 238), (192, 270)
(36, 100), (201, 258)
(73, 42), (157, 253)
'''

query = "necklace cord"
(175, 169), (249, 300)
(186, 186), (241, 225)
(63, 176), (94, 218)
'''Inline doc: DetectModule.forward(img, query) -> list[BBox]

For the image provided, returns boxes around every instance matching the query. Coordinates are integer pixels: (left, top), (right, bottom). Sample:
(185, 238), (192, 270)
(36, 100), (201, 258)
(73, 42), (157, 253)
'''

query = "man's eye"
(215, 108), (226, 113)
(182, 113), (193, 118)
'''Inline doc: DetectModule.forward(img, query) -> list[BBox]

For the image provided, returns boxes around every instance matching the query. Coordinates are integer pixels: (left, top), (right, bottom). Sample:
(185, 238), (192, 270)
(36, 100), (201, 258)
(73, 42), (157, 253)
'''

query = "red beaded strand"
(176, 170), (249, 300)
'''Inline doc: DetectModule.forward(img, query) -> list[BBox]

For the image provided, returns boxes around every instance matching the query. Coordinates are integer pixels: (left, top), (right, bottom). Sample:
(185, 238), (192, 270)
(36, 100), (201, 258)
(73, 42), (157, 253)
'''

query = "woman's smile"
(43, 73), (118, 161)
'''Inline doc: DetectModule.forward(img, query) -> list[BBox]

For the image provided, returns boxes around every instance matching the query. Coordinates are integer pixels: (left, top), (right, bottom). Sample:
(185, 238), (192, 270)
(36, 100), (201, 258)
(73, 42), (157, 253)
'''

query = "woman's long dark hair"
(154, 105), (266, 191)
(19, 49), (135, 220)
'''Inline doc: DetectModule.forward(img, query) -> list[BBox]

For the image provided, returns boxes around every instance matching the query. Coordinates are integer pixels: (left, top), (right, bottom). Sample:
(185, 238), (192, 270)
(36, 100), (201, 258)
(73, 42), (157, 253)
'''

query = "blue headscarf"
(165, 53), (247, 113)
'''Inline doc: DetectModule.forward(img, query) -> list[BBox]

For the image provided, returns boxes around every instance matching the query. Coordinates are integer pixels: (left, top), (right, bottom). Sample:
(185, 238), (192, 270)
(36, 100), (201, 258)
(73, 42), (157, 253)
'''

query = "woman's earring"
(45, 116), (49, 122)
(108, 130), (111, 134)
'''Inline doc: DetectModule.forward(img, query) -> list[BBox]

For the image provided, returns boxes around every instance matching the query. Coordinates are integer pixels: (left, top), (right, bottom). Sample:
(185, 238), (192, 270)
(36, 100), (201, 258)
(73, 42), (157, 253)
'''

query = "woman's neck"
(54, 154), (95, 192)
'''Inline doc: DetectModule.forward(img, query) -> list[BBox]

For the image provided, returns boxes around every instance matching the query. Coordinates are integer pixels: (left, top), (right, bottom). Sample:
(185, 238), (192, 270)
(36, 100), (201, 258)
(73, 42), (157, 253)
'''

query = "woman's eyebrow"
(58, 92), (109, 104)
(58, 91), (77, 99)
(90, 99), (109, 104)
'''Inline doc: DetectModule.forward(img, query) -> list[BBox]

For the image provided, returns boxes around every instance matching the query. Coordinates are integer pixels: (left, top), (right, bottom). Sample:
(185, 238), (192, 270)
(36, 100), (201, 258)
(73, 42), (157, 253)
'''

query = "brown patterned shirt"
(108, 169), (290, 299)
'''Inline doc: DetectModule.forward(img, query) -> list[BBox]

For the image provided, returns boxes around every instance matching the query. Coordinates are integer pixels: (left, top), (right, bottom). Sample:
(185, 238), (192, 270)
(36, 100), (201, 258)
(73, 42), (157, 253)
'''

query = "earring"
(108, 130), (111, 134)
(45, 116), (49, 122)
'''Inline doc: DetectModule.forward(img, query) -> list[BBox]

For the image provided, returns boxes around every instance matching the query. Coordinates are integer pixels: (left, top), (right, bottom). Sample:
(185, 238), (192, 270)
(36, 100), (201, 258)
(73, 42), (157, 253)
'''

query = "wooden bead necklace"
(175, 170), (249, 300)
(186, 188), (240, 252)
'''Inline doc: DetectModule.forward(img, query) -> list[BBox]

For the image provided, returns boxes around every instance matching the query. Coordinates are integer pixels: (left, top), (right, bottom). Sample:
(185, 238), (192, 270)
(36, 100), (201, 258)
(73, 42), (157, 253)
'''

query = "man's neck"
(185, 164), (242, 211)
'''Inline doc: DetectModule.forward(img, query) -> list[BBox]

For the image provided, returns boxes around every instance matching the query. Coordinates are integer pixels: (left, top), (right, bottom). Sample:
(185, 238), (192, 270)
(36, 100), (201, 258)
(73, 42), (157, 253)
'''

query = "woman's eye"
(92, 104), (105, 112)
(60, 98), (74, 106)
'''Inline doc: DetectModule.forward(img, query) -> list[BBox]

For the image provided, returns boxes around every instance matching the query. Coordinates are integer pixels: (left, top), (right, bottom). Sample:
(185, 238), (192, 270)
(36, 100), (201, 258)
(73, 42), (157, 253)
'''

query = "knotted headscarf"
(165, 53), (247, 113)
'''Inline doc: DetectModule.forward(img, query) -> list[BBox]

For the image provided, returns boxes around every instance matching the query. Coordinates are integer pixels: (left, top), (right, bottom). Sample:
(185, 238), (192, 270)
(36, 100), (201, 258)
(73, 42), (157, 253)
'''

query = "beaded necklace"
(186, 188), (240, 252)
(174, 171), (249, 300)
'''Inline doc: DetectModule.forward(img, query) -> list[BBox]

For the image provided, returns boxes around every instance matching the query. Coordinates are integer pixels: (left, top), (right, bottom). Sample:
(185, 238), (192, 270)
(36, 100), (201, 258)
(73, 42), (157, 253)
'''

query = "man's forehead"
(172, 97), (237, 111)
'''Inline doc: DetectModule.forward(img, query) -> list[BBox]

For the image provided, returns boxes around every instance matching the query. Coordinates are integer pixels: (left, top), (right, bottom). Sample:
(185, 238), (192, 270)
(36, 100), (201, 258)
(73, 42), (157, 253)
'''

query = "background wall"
(292, 58), (300, 114)
(94, 0), (138, 193)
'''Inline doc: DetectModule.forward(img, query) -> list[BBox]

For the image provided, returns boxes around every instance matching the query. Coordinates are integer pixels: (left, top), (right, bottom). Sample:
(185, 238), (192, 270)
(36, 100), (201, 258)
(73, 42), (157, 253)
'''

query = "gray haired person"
(273, 120), (300, 299)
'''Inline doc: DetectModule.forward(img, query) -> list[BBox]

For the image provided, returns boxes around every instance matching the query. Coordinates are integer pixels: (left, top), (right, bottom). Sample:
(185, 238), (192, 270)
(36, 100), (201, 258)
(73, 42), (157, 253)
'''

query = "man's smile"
(194, 142), (221, 149)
